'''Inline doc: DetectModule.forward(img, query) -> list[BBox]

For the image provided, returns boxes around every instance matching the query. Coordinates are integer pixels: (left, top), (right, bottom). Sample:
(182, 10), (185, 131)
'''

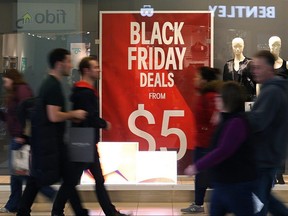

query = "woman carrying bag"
(0, 69), (56, 214)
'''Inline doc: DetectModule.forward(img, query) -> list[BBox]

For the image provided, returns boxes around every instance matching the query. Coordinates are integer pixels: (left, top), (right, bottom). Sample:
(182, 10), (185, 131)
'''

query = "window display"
(223, 37), (256, 101)
(269, 36), (288, 78)
(1, 0), (288, 176)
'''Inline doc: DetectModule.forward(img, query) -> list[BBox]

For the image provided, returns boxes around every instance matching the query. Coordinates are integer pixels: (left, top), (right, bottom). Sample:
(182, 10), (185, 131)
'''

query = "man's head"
(232, 37), (244, 56)
(252, 50), (275, 84)
(79, 56), (100, 80)
(48, 48), (72, 76)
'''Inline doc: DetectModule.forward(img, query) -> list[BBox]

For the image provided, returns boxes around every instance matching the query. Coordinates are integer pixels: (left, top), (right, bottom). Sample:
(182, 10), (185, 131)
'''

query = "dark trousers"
(194, 147), (211, 206)
(210, 181), (255, 216)
(52, 161), (88, 216)
(17, 163), (86, 216)
(16, 177), (44, 216)
(5, 175), (55, 212)
(87, 156), (116, 215)
(69, 153), (117, 216)
(254, 168), (288, 216)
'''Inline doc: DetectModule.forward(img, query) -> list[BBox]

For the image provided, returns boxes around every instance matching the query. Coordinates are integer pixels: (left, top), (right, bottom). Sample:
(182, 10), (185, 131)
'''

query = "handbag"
(11, 144), (30, 176)
(67, 127), (95, 162)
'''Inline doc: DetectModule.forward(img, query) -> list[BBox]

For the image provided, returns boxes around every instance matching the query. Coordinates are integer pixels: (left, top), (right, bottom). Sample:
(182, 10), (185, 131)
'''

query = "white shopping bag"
(11, 144), (30, 175)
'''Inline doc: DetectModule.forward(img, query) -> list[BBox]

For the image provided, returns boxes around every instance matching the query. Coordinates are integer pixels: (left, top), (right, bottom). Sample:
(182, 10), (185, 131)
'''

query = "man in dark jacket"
(54, 56), (130, 216)
(248, 50), (288, 216)
(17, 48), (87, 216)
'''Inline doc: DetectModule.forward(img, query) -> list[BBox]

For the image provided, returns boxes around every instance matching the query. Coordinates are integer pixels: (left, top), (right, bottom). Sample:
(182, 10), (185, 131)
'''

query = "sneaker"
(276, 174), (285, 184)
(181, 203), (204, 213)
(114, 210), (132, 216)
(0, 207), (12, 213)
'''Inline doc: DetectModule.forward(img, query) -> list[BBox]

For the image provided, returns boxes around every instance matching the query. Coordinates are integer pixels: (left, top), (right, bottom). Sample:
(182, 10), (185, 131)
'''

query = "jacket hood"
(74, 80), (95, 91)
(262, 76), (288, 94)
(71, 81), (98, 102)
(201, 80), (223, 94)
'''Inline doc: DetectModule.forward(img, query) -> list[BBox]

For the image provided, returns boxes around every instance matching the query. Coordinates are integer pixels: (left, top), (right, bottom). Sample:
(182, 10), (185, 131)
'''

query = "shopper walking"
(248, 50), (288, 216)
(185, 81), (256, 216)
(0, 69), (56, 214)
(181, 66), (221, 214)
(56, 56), (130, 216)
(16, 48), (87, 216)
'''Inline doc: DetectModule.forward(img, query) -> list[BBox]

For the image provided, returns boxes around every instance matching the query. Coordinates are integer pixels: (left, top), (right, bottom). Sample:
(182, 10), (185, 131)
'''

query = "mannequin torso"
(233, 55), (245, 72)
(269, 36), (288, 77)
(223, 38), (256, 101)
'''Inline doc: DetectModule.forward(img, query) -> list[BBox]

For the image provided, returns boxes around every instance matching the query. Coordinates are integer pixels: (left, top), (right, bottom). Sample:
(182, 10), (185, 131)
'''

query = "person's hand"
(105, 121), (111, 130)
(210, 111), (220, 126)
(184, 165), (197, 176)
(72, 110), (87, 120)
(15, 137), (25, 144)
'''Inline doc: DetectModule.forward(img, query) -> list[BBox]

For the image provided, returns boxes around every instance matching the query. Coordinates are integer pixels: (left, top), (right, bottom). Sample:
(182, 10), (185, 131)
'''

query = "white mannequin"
(269, 36), (288, 70)
(232, 37), (245, 71)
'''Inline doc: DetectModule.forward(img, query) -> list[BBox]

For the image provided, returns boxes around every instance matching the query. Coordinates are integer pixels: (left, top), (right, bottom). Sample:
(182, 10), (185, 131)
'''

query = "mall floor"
(0, 202), (210, 216)
(1, 175), (288, 216)
(0, 175), (204, 216)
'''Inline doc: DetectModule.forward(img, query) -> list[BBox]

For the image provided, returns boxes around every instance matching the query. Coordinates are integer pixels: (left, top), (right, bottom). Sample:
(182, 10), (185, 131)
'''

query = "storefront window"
(0, 0), (286, 175)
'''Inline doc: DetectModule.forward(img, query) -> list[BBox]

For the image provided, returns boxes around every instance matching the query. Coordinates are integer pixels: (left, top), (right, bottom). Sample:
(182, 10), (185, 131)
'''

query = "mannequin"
(223, 37), (256, 101)
(269, 36), (288, 78)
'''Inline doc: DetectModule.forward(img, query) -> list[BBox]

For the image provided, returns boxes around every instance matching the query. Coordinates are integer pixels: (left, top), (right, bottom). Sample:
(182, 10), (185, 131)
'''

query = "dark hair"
(78, 56), (98, 76)
(221, 81), (245, 113)
(199, 66), (220, 82)
(48, 48), (70, 69)
(89, 55), (98, 61)
(253, 50), (275, 68)
(3, 69), (27, 104)
(3, 69), (26, 85)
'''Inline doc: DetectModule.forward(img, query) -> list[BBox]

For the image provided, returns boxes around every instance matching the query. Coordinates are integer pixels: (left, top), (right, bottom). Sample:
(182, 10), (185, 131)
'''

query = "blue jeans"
(5, 138), (56, 212)
(210, 181), (255, 216)
(254, 168), (288, 216)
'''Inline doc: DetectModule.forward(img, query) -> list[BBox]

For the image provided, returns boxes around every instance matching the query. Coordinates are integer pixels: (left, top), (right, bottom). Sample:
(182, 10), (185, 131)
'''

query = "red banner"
(100, 12), (213, 173)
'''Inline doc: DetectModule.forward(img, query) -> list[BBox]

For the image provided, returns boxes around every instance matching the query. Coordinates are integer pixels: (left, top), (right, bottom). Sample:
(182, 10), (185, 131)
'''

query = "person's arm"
(195, 117), (248, 172)
(73, 91), (108, 129)
(14, 85), (33, 143)
(45, 82), (86, 123)
(47, 105), (86, 123)
(247, 86), (281, 133)
(203, 93), (218, 125)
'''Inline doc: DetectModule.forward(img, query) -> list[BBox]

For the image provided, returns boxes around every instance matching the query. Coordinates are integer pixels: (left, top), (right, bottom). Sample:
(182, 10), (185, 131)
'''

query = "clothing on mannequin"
(269, 36), (288, 78)
(223, 37), (256, 101)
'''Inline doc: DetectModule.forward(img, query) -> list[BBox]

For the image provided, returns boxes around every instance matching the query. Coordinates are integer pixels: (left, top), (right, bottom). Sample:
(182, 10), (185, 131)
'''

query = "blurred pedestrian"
(248, 50), (288, 215)
(185, 81), (256, 216)
(181, 66), (221, 214)
(0, 69), (56, 214)
(16, 49), (87, 216)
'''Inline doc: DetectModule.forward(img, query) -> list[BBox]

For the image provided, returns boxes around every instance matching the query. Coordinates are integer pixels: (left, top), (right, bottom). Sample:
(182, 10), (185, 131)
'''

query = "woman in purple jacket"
(185, 81), (256, 216)
(0, 69), (55, 214)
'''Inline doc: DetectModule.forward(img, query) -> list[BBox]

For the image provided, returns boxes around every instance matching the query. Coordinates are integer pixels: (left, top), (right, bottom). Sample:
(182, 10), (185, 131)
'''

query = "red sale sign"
(100, 11), (213, 173)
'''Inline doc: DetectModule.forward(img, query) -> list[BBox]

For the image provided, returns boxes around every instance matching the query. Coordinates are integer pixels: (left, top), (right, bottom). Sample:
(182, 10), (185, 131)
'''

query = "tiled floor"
(0, 175), (206, 215)
(0, 202), (210, 216)
(1, 176), (288, 215)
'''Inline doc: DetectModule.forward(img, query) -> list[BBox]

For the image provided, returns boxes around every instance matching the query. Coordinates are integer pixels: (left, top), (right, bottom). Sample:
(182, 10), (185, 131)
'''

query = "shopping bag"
(67, 127), (95, 162)
(11, 144), (30, 176)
